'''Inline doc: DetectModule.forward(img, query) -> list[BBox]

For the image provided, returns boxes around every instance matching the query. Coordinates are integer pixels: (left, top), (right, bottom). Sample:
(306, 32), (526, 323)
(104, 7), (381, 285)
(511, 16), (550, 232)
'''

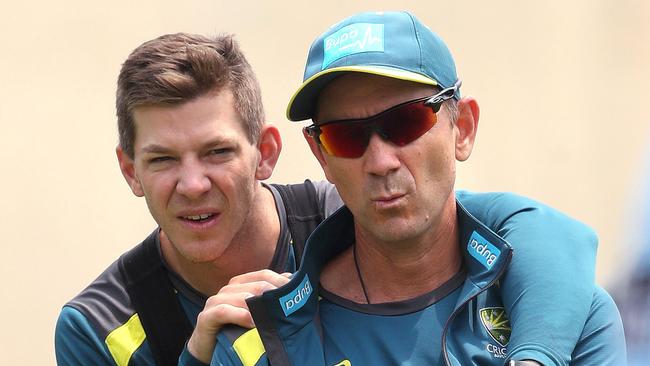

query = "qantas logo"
(322, 23), (384, 68)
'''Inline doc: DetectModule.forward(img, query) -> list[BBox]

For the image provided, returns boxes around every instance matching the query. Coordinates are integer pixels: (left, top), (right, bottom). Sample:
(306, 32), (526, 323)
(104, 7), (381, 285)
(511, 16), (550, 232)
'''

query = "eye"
(208, 148), (233, 156)
(148, 156), (173, 164)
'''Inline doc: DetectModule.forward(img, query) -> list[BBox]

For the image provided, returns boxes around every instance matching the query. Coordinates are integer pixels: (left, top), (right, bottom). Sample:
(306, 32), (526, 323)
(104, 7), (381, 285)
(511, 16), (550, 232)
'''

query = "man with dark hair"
(55, 33), (343, 366)
(208, 11), (626, 366)
(115, 33), (266, 157)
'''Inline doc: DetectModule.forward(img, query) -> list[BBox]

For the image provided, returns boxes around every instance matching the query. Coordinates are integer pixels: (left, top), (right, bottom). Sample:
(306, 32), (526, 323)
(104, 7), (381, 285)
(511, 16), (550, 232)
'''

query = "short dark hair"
(116, 33), (264, 157)
(443, 100), (458, 124)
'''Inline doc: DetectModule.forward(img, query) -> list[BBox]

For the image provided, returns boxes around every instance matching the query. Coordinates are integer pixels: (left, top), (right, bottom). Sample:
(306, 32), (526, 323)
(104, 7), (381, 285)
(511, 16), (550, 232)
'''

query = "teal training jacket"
(55, 190), (615, 365)
(210, 193), (626, 366)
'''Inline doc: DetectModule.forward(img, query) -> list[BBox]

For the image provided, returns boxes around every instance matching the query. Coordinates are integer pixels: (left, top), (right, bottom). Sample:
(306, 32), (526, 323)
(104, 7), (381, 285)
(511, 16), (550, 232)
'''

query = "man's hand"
(186, 270), (291, 364)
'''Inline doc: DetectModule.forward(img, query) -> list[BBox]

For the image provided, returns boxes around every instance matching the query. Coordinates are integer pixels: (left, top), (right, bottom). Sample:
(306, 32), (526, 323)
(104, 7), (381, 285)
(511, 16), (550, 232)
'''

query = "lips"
(371, 193), (406, 202)
(183, 213), (214, 222)
(176, 209), (220, 226)
(370, 193), (407, 210)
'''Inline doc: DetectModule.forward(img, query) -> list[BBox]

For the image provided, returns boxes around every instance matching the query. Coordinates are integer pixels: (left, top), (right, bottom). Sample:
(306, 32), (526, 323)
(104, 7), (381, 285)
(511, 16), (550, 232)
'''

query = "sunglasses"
(305, 80), (462, 158)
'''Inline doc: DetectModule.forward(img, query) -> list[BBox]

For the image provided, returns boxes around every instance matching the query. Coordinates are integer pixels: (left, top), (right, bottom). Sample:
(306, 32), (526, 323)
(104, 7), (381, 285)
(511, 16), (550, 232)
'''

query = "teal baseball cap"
(286, 10), (461, 122)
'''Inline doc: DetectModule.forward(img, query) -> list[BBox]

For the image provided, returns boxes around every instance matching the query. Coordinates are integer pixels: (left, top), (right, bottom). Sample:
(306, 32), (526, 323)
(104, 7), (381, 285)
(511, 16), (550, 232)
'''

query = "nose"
(362, 133), (401, 177)
(176, 159), (211, 199)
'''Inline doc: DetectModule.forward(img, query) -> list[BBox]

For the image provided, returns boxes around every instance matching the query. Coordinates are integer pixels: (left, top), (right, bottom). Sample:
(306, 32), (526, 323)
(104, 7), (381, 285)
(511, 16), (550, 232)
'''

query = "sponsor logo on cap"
(279, 275), (312, 316)
(322, 23), (384, 68)
(467, 231), (501, 269)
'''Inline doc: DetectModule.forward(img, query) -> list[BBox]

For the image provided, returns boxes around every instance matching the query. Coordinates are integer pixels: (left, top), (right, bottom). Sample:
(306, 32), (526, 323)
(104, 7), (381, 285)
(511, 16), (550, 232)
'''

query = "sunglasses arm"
(425, 79), (462, 106)
(304, 125), (322, 144)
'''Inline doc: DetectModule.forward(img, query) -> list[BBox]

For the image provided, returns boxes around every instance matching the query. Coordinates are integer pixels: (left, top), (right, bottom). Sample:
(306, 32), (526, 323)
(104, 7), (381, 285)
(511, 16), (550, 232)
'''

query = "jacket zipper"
(441, 249), (513, 366)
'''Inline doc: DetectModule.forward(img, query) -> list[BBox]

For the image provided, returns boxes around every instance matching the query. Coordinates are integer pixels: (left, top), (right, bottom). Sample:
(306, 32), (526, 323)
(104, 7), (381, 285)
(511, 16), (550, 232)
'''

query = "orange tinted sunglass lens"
(317, 100), (437, 158)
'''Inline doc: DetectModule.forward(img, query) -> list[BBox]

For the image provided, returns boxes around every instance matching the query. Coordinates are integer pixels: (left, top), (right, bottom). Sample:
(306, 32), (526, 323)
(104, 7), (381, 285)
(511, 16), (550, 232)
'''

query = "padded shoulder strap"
(118, 232), (193, 366)
(272, 180), (324, 264)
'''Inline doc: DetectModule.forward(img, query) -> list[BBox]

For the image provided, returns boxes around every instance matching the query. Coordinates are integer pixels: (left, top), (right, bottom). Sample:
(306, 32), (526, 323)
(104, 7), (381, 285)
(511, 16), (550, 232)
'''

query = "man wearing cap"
(54, 31), (602, 366)
(209, 11), (625, 366)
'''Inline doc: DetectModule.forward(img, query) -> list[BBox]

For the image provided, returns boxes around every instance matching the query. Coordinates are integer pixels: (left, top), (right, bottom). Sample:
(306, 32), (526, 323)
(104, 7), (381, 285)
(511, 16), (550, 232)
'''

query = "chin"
(182, 249), (226, 264)
(173, 237), (230, 264)
(379, 230), (418, 243)
(374, 217), (431, 242)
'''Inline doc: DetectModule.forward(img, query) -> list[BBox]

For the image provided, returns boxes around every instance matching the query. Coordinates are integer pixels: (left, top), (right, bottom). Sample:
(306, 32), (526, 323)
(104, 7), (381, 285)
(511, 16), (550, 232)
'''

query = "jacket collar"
(246, 199), (513, 337)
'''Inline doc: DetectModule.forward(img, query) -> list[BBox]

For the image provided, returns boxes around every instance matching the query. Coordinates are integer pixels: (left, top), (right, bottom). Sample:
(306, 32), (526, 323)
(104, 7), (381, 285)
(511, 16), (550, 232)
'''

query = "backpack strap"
(118, 232), (193, 366)
(271, 180), (324, 265)
(114, 180), (323, 365)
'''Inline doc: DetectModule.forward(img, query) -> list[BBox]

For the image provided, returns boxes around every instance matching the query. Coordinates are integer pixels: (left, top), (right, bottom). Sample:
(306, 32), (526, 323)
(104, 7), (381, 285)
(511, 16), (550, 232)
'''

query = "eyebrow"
(139, 138), (236, 155)
(140, 144), (172, 154)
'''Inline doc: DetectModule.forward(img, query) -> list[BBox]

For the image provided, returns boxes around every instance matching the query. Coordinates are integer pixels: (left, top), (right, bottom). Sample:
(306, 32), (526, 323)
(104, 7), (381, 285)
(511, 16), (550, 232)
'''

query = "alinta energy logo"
(479, 307), (512, 359)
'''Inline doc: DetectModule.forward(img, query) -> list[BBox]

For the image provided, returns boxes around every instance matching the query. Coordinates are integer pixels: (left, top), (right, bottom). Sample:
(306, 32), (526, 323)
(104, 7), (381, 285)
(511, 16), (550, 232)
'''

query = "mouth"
(372, 192), (406, 201)
(182, 213), (215, 222)
(177, 210), (220, 229)
(371, 193), (407, 208)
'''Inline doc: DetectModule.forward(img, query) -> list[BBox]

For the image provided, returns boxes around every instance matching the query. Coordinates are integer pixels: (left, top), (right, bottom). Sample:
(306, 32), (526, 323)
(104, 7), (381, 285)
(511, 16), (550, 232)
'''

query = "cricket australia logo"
(480, 307), (511, 358)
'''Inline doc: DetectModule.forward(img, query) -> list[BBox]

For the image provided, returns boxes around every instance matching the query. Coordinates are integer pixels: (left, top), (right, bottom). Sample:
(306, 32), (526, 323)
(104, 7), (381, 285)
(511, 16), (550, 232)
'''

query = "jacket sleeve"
(569, 286), (627, 366)
(55, 306), (117, 366)
(457, 191), (597, 366)
(210, 329), (265, 366)
(178, 345), (211, 366)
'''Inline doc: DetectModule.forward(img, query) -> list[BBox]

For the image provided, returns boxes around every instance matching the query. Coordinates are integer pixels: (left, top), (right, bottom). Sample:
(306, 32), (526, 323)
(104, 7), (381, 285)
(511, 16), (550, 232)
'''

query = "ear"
(255, 124), (282, 180)
(454, 96), (480, 162)
(116, 147), (145, 197)
(303, 128), (335, 183)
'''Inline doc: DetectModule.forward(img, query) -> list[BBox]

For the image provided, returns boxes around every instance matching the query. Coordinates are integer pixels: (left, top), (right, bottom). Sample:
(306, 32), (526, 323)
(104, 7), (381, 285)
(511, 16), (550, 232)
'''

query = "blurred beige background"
(1, 0), (648, 364)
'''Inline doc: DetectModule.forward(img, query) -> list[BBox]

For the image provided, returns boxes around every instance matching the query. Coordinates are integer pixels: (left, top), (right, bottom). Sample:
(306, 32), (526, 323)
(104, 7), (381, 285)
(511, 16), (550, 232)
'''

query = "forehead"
(131, 90), (248, 152)
(314, 73), (436, 122)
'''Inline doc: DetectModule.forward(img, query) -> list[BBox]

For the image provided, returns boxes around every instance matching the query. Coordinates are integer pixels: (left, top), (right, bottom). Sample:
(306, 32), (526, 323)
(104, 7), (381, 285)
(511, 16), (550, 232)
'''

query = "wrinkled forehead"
(314, 73), (436, 123)
(130, 90), (249, 151)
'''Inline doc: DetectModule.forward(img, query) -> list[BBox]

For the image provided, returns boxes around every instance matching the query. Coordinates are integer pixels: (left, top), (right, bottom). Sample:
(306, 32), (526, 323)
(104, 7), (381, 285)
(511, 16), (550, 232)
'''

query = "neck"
(160, 183), (281, 296)
(323, 194), (462, 303)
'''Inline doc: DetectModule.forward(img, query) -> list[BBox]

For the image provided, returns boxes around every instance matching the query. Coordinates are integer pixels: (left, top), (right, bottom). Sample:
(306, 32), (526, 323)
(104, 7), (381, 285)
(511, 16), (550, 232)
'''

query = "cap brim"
(286, 65), (438, 121)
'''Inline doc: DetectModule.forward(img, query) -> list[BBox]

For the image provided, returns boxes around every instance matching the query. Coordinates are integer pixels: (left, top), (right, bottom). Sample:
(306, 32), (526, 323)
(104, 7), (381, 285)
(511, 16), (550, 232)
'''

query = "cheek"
(410, 138), (457, 186)
(322, 160), (361, 199)
(219, 159), (258, 199)
(139, 172), (174, 203)
(319, 154), (346, 185)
